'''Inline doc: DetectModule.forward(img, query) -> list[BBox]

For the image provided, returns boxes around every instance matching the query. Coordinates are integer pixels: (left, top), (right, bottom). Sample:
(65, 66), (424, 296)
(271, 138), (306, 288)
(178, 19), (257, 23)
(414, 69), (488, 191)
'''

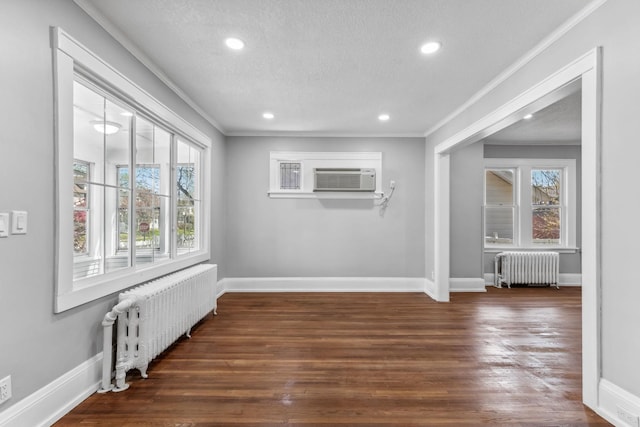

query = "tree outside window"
(531, 169), (561, 243)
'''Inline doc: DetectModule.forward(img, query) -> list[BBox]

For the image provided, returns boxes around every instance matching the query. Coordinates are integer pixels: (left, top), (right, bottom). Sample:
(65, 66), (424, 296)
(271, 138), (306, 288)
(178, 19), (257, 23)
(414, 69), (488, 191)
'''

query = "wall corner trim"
(424, 278), (437, 300)
(598, 379), (640, 426)
(0, 353), (102, 427)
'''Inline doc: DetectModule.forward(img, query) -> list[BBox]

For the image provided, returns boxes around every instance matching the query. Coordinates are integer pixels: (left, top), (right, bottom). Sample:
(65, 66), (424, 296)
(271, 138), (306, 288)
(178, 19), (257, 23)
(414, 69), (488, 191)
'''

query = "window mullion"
(99, 98), (107, 276)
(129, 114), (137, 268)
(170, 133), (177, 259)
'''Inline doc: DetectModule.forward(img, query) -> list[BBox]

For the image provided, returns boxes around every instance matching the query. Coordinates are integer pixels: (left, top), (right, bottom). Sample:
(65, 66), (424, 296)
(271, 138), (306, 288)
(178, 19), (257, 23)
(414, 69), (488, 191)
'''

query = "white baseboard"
(449, 277), (487, 292)
(0, 353), (102, 427)
(598, 379), (640, 426)
(483, 273), (582, 286)
(218, 277), (427, 294)
(559, 273), (582, 286)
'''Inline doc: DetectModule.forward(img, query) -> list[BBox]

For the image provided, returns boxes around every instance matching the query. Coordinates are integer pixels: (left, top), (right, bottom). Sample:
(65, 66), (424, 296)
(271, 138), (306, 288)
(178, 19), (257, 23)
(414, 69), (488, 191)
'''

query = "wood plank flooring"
(56, 287), (610, 426)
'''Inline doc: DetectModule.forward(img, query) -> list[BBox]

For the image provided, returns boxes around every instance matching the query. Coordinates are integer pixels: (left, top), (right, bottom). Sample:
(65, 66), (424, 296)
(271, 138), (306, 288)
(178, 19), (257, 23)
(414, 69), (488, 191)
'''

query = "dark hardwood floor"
(56, 287), (610, 426)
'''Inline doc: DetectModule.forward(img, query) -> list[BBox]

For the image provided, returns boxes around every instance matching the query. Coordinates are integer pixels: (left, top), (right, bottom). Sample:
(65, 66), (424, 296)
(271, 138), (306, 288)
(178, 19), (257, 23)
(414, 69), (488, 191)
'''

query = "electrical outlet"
(0, 376), (12, 405)
(617, 406), (640, 427)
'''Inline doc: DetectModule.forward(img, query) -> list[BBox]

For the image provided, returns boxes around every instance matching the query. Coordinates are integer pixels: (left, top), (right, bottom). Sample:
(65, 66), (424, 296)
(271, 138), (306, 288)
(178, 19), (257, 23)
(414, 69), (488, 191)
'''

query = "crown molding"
(423, 0), (608, 139)
(225, 131), (424, 138)
(73, 0), (226, 135)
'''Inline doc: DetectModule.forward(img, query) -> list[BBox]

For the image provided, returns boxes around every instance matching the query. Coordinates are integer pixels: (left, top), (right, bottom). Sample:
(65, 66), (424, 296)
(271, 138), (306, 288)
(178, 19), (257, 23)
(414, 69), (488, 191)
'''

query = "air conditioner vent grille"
(313, 168), (376, 192)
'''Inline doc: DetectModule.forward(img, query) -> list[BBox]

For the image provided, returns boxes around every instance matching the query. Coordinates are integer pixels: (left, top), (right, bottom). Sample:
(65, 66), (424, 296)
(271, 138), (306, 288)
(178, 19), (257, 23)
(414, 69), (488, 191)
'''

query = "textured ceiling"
(76, 0), (592, 136)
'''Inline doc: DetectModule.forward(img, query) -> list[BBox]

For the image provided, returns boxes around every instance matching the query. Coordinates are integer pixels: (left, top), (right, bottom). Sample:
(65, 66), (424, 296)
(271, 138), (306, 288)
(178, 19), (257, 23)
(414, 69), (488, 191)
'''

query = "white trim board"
(598, 379), (640, 427)
(0, 353), (102, 427)
(483, 273), (582, 286)
(218, 277), (427, 294)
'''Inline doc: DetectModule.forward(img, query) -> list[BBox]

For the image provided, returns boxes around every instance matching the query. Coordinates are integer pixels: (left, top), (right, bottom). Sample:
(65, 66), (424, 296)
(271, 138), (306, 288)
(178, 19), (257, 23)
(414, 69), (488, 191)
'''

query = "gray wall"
(226, 136), (425, 278)
(0, 0), (225, 409)
(425, 0), (640, 397)
(482, 144), (582, 274)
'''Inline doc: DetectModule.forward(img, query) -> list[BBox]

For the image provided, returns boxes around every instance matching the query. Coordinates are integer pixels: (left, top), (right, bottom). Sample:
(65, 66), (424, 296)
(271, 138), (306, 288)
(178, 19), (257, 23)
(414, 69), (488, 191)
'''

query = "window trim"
(484, 158), (576, 250)
(53, 27), (211, 312)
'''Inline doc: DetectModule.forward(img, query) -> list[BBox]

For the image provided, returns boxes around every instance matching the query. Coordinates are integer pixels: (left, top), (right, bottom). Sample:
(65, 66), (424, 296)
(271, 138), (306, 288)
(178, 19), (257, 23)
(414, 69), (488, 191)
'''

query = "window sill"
(58, 251), (209, 312)
(268, 191), (384, 199)
(484, 246), (580, 254)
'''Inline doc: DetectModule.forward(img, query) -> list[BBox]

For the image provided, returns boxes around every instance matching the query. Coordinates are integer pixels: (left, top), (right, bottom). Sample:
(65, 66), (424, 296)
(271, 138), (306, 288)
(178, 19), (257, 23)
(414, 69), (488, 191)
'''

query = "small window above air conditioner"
(313, 168), (376, 192)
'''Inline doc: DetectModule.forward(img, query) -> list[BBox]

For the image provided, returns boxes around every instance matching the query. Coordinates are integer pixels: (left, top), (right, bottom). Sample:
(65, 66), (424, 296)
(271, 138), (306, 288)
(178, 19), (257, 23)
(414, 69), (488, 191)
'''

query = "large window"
(484, 159), (576, 249)
(54, 28), (210, 312)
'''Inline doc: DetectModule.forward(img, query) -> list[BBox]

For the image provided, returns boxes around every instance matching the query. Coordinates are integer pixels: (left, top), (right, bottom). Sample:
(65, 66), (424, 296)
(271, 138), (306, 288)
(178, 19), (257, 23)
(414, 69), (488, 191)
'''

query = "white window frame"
(484, 158), (577, 251)
(268, 151), (383, 199)
(53, 28), (211, 312)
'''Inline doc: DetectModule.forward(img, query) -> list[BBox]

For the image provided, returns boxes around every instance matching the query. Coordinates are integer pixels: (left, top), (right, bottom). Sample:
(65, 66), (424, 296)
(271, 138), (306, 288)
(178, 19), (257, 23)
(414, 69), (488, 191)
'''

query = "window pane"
(177, 139), (201, 255)
(105, 186), (130, 274)
(280, 162), (301, 190)
(116, 168), (130, 250)
(532, 169), (560, 205)
(73, 80), (132, 279)
(136, 117), (171, 196)
(135, 194), (162, 265)
(177, 200), (195, 253)
(133, 118), (172, 266)
(485, 170), (513, 204)
(532, 207), (561, 244)
(73, 209), (88, 254)
(73, 184), (102, 280)
(485, 206), (514, 244)
(73, 161), (90, 255)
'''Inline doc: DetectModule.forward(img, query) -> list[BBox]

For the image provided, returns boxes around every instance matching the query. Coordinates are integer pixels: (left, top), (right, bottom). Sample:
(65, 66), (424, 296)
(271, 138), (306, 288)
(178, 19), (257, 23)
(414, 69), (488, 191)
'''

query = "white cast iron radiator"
(494, 252), (559, 289)
(99, 264), (217, 392)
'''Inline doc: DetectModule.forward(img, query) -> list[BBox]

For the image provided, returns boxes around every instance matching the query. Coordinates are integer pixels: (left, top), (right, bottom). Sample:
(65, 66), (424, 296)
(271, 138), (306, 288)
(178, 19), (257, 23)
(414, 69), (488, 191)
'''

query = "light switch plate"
(11, 211), (27, 235)
(0, 213), (8, 238)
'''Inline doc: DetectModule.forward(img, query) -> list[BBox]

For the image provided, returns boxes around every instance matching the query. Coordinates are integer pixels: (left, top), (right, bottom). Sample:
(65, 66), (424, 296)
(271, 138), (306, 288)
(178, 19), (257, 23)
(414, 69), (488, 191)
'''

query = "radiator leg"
(112, 364), (130, 392)
(98, 317), (115, 393)
(186, 327), (191, 338)
(139, 364), (149, 379)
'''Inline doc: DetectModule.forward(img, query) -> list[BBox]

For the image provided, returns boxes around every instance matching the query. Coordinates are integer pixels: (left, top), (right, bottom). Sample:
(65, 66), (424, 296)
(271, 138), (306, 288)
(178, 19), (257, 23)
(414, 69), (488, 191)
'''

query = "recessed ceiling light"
(121, 111), (133, 117)
(524, 113), (534, 119)
(225, 37), (245, 50)
(420, 41), (441, 55)
(263, 112), (275, 119)
(378, 114), (390, 122)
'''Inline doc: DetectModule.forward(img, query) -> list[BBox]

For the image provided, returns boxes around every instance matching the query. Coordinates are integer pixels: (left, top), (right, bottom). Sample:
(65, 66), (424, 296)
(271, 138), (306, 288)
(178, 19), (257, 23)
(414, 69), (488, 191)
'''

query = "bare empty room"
(1, 0), (639, 425)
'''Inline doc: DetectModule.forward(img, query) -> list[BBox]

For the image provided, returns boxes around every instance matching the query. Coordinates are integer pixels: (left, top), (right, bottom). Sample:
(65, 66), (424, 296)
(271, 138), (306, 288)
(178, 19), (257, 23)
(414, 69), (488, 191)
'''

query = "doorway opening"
(432, 48), (601, 409)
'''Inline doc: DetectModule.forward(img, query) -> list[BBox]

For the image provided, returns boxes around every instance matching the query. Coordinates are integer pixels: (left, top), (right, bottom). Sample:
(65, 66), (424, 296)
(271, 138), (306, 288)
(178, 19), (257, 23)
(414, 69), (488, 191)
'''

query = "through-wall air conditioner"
(313, 168), (376, 192)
